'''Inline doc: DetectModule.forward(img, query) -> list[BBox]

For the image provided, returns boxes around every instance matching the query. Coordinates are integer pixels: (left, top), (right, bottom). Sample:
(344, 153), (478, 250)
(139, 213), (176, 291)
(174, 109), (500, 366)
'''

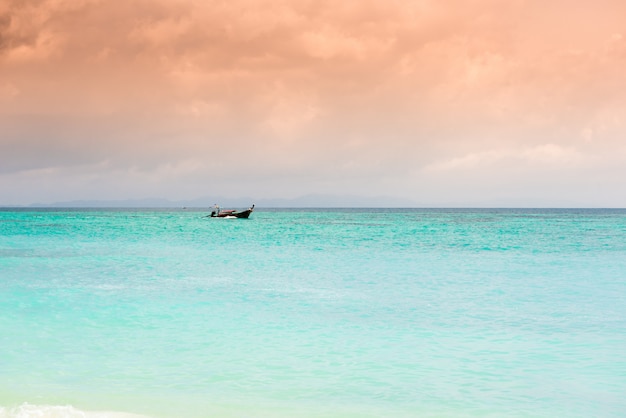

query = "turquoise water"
(1, 208), (625, 417)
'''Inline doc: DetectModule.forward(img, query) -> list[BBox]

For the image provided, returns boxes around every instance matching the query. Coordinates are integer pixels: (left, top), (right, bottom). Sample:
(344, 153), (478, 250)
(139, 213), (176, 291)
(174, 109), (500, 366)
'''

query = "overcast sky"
(1, 0), (625, 206)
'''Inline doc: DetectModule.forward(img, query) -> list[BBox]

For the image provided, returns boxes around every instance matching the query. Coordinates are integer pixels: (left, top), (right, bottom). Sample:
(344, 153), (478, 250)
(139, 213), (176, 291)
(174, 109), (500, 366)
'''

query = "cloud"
(424, 144), (587, 173)
(0, 81), (19, 99)
(521, 144), (585, 165)
(424, 150), (510, 172)
(1, 0), (626, 205)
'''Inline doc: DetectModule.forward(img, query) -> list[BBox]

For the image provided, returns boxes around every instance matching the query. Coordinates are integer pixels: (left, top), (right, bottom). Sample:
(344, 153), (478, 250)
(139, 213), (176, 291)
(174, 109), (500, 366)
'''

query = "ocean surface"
(1, 208), (625, 418)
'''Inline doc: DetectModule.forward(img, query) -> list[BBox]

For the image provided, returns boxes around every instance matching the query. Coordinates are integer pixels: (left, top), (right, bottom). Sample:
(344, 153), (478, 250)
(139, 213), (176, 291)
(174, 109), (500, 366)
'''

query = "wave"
(0, 404), (152, 418)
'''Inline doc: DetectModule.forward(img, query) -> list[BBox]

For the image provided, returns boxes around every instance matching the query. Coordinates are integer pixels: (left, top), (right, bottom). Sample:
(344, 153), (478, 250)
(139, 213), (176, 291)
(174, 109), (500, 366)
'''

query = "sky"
(1, 0), (626, 207)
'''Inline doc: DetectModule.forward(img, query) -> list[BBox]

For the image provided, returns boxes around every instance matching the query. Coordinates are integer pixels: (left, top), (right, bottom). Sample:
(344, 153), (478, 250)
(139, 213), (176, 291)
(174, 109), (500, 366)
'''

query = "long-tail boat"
(210, 204), (255, 219)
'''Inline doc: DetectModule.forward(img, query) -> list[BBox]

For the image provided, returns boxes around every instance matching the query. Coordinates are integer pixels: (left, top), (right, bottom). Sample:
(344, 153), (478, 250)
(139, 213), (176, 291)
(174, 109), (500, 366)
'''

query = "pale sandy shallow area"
(0, 404), (152, 418)
(0, 402), (412, 418)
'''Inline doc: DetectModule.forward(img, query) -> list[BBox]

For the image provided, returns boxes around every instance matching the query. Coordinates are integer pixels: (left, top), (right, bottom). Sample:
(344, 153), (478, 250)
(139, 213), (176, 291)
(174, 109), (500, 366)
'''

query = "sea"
(1, 208), (625, 418)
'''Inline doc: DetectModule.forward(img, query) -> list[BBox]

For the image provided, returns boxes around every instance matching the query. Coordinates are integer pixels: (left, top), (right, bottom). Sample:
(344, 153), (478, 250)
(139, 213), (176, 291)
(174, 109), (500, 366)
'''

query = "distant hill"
(25, 194), (419, 208)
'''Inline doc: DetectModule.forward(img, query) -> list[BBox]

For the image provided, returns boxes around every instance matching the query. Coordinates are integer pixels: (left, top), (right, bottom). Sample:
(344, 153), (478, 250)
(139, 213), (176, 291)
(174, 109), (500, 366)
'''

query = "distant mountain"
(29, 197), (177, 208)
(26, 194), (418, 208)
(267, 194), (418, 208)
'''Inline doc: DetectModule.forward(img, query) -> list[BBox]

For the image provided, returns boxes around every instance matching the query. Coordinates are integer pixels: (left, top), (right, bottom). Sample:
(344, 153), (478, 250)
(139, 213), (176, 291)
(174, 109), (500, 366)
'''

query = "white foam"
(0, 404), (152, 418)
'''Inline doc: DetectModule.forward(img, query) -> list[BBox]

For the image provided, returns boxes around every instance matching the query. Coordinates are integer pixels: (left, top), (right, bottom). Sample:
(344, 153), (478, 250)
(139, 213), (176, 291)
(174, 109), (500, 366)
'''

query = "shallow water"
(1, 208), (625, 417)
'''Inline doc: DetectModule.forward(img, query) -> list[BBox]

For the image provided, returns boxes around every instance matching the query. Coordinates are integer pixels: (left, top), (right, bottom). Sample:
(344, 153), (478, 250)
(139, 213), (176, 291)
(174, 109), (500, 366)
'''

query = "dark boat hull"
(210, 204), (254, 219)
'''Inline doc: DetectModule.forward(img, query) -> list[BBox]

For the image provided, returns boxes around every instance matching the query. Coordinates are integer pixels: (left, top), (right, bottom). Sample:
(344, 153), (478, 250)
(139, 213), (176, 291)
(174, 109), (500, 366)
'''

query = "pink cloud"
(1, 0), (625, 205)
